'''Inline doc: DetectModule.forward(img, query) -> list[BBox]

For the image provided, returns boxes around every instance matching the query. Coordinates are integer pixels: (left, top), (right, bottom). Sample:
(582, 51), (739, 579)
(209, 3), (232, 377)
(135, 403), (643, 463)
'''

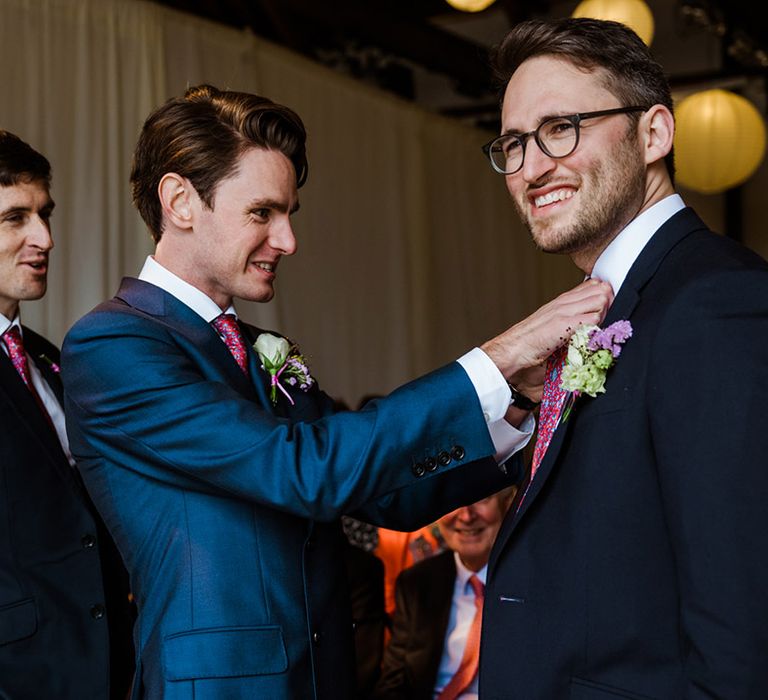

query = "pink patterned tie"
(530, 345), (569, 479)
(3, 326), (34, 388)
(515, 346), (567, 513)
(211, 314), (249, 375)
(3, 326), (55, 429)
(437, 574), (484, 700)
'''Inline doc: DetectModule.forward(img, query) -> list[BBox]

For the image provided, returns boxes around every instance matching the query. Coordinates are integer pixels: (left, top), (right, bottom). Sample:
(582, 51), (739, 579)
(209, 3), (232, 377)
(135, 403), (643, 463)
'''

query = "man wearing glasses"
(479, 18), (768, 700)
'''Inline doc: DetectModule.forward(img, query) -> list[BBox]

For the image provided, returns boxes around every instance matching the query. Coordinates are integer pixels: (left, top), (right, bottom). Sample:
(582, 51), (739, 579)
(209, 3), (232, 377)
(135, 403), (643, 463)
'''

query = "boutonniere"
(38, 353), (61, 373)
(560, 320), (632, 421)
(253, 333), (314, 406)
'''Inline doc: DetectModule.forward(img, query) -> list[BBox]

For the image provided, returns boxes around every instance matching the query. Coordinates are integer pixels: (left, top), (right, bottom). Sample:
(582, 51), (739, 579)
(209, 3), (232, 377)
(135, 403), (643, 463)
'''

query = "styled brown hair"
(493, 18), (675, 177)
(131, 84), (308, 242)
(0, 130), (51, 188)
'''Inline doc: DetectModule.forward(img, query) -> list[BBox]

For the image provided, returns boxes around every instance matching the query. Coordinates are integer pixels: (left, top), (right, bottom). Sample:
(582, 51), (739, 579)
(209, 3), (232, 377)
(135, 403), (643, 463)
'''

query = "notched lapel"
(116, 277), (263, 404)
(0, 351), (80, 494)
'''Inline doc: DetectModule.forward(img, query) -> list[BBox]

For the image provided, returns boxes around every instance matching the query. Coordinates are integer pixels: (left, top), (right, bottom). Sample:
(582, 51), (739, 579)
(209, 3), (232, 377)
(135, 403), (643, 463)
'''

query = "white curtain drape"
(0, 0), (579, 404)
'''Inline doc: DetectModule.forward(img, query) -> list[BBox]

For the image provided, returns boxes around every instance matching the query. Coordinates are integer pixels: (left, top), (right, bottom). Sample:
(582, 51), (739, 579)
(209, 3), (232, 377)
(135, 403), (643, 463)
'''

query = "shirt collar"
(453, 551), (487, 589)
(0, 311), (22, 338)
(591, 194), (685, 295)
(138, 256), (237, 323)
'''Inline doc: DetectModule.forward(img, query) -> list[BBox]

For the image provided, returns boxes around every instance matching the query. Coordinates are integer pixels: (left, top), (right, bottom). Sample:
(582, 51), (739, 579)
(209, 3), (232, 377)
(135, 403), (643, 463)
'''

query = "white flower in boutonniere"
(253, 333), (314, 406)
(561, 320), (633, 398)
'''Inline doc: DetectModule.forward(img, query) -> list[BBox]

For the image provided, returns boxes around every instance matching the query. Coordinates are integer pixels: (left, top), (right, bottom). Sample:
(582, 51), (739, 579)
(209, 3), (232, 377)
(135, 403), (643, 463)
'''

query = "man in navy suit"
(479, 19), (768, 699)
(61, 84), (612, 699)
(0, 130), (134, 698)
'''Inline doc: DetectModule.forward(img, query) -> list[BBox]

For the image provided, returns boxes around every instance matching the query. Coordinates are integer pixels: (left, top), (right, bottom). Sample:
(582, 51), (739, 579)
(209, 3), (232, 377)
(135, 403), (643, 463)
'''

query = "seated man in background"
(373, 487), (515, 700)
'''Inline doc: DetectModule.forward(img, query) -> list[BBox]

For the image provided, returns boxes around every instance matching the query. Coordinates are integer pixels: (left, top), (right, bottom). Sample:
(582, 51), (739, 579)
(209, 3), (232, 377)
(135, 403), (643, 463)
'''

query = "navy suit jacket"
(373, 550), (456, 700)
(480, 208), (768, 699)
(61, 278), (518, 700)
(0, 327), (134, 699)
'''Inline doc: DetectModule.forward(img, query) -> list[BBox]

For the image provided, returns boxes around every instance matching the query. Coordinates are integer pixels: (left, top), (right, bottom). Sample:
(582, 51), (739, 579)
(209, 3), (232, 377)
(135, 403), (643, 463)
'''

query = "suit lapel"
(490, 207), (708, 572)
(238, 322), (277, 411)
(115, 278), (272, 408)
(0, 339), (84, 498)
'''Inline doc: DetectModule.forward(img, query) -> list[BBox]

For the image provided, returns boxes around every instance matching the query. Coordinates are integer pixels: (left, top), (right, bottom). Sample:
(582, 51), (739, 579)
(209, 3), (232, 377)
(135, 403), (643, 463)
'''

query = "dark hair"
(0, 130), (51, 188)
(131, 84), (308, 242)
(493, 18), (675, 178)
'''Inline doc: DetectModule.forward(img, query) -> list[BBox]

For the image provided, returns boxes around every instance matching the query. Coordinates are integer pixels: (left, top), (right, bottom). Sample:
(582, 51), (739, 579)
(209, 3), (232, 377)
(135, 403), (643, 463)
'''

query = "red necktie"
(3, 326), (56, 429)
(437, 574), (484, 700)
(211, 314), (249, 375)
(515, 346), (568, 513)
(530, 345), (568, 479)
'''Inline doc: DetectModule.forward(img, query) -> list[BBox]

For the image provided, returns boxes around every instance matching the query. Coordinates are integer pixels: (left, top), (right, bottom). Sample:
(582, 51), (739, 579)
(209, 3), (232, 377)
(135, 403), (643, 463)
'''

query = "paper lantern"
(572, 0), (654, 46)
(675, 89), (767, 194)
(444, 0), (496, 12)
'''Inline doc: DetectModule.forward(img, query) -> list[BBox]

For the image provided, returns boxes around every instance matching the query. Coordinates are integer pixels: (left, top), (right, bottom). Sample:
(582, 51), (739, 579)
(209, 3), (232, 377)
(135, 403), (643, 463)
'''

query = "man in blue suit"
(478, 19), (768, 699)
(61, 84), (611, 699)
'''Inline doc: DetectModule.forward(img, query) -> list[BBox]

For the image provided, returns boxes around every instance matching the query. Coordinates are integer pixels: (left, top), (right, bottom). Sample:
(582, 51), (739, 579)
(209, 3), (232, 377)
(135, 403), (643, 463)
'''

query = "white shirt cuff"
(457, 348), (535, 463)
(490, 412), (534, 464)
(457, 347), (510, 422)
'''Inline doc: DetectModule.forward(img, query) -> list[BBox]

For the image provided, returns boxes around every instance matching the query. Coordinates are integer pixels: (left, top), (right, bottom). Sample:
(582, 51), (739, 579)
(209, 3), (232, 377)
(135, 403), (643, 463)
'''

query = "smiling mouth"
(454, 527), (485, 537)
(254, 261), (275, 273)
(533, 188), (575, 209)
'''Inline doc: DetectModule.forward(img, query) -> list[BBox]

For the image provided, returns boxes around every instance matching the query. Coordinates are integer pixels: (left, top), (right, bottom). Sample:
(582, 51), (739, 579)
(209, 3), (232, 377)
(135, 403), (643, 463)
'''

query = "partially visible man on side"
(62, 85), (611, 699)
(0, 130), (134, 699)
(479, 19), (768, 699)
(375, 487), (515, 700)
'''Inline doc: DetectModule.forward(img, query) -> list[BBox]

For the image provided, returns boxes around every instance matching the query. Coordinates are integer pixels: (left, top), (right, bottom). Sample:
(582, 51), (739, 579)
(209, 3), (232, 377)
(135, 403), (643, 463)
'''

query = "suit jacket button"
(438, 451), (451, 467)
(412, 463), (425, 477)
(81, 534), (96, 549)
(90, 604), (105, 620)
(312, 631), (321, 645)
(450, 445), (465, 461)
(305, 537), (315, 551)
(425, 456), (437, 472)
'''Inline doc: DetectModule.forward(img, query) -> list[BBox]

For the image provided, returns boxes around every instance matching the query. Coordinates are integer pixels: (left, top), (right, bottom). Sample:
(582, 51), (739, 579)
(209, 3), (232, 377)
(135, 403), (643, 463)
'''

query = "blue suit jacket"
(61, 278), (517, 700)
(480, 209), (768, 699)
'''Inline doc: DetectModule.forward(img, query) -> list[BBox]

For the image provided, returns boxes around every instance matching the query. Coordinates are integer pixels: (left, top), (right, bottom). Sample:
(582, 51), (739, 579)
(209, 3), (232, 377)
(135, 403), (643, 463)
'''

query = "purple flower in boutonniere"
(38, 353), (61, 373)
(560, 319), (633, 410)
(253, 333), (314, 406)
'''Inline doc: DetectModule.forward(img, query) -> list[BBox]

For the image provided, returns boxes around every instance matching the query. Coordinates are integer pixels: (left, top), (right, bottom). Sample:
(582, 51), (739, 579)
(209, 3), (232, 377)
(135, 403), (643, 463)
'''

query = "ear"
(158, 173), (194, 231)
(639, 104), (674, 166)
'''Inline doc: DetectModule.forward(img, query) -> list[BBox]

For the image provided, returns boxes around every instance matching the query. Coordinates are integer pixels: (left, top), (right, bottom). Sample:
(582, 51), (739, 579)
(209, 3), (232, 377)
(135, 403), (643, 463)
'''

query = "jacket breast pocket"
(571, 677), (656, 700)
(164, 625), (288, 681)
(0, 598), (37, 646)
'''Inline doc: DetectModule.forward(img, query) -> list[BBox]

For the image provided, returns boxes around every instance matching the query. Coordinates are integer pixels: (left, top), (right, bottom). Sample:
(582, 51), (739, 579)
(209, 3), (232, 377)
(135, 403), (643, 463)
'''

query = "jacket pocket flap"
(571, 677), (655, 700)
(0, 598), (37, 646)
(164, 625), (287, 680)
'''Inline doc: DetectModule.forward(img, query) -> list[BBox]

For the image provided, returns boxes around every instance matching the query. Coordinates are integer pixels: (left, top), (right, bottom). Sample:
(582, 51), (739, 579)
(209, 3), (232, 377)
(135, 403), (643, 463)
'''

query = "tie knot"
(211, 313), (239, 336)
(211, 314), (249, 375)
(468, 574), (484, 600)
(3, 325), (32, 388)
(3, 324), (23, 350)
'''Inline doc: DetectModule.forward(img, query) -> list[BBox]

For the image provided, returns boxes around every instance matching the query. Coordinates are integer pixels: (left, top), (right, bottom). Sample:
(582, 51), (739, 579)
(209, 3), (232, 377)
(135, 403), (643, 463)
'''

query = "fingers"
(481, 279), (614, 380)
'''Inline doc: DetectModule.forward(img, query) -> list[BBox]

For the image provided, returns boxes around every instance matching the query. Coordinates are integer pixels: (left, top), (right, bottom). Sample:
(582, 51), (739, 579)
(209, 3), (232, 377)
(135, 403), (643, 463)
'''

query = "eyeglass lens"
(491, 116), (578, 174)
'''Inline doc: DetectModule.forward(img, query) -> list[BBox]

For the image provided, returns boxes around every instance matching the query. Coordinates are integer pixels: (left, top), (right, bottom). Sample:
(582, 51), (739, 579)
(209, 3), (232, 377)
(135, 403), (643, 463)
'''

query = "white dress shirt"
(0, 313), (74, 466)
(591, 194), (685, 295)
(433, 554), (487, 700)
(138, 256), (533, 462)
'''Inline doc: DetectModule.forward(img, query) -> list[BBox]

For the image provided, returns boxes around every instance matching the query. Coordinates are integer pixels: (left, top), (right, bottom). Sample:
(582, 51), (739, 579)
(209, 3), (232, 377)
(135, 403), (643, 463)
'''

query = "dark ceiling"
(152, 0), (768, 127)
